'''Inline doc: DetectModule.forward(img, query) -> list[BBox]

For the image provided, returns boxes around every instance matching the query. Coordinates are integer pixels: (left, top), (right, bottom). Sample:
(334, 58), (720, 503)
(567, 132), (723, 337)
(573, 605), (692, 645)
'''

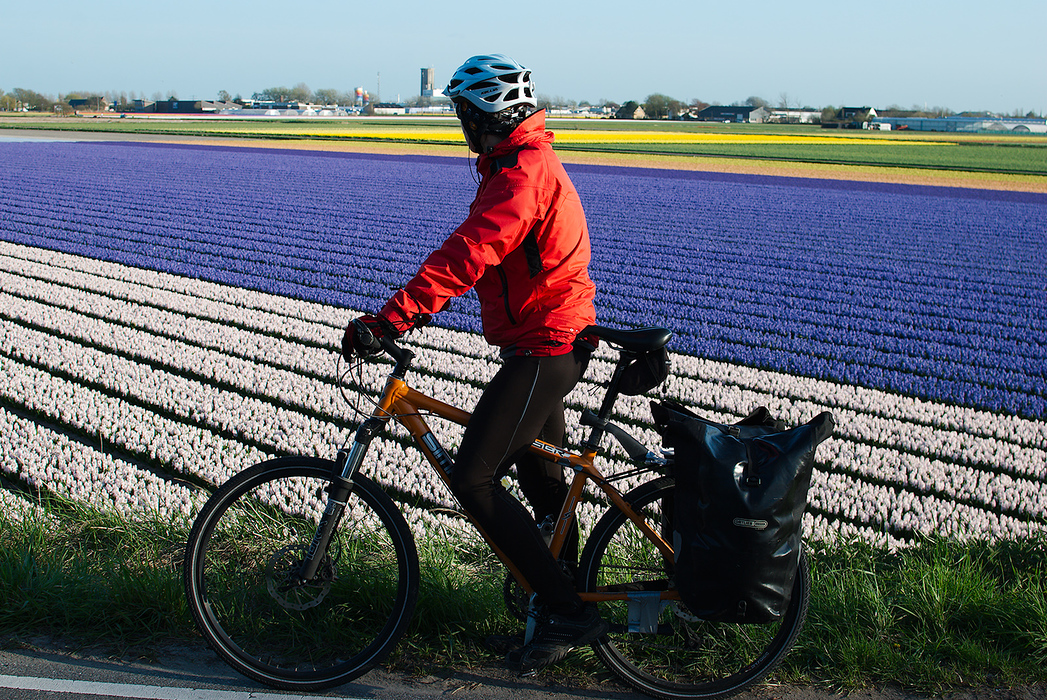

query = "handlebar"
(378, 334), (414, 377)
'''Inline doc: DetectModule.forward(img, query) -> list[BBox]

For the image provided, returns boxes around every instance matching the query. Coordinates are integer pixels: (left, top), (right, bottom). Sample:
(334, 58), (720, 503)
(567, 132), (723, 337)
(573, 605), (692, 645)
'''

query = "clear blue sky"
(3, 0), (1045, 114)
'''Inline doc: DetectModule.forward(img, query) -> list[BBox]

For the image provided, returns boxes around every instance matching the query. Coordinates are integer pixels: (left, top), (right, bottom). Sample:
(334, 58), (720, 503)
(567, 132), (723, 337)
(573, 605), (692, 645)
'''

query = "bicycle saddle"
(583, 325), (672, 353)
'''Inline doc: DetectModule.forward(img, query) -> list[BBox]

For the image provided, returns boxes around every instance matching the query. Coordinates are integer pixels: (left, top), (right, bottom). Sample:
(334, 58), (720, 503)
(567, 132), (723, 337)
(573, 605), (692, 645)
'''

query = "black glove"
(341, 315), (397, 360)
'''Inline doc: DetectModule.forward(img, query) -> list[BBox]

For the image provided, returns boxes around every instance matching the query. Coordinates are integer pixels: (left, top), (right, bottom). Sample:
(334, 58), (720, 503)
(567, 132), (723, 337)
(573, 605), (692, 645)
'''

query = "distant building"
(695, 105), (770, 122)
(838, 106), (877, 121)
(373, 102), (407, 115)
(614, 103), (646, 119)
(239, 99), (303, 111)
(421, 67), (442, 98)
(150, 99), (205, 113)
(68, 97), (108, 111)
(872, 116), (1046, 133)
(134, 99), (240, 114)
(766, 108), (821, 124)
(822, 106), (877, 128)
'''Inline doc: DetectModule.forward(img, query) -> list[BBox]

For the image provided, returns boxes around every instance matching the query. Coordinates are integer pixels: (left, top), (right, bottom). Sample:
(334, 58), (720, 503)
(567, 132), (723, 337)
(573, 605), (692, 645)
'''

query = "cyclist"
(342, 53), (608, 674)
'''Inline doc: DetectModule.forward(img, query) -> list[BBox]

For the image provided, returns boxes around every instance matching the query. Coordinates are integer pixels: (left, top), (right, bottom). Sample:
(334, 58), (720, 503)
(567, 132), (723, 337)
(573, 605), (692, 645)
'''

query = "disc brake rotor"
(265, 544), (334, 611)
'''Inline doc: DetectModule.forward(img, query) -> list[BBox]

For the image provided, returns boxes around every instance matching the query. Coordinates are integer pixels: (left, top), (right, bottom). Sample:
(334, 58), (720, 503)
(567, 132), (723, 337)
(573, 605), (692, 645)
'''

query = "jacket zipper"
(496, 266), (518, 325)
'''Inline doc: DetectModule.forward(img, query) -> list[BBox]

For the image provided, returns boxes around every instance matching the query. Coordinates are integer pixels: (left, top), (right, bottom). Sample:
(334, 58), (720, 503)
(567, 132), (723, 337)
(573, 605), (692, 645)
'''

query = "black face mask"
(455, 100), (531, 153)
(456, 100), (489, 153)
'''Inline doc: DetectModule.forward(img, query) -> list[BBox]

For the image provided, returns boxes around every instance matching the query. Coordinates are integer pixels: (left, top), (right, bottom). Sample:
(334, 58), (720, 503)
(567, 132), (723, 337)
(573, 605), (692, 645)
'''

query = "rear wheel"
(578, 477), (809, 699)
(184, 457), (418, 691)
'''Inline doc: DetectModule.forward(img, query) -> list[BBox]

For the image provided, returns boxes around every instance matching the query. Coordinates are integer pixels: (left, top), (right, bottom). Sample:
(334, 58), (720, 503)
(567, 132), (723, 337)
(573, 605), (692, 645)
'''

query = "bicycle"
(183, 324), (810, 700)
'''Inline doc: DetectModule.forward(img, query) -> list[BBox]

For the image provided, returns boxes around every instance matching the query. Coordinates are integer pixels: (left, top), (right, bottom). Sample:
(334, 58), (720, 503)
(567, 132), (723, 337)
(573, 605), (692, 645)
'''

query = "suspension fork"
(295, 416), (385, 582)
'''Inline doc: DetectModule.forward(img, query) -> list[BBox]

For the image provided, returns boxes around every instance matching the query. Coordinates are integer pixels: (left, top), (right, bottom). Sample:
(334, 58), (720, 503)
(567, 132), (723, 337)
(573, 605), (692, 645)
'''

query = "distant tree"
(689, 98), (710, 112)
(254, 85), (332, 104)
(289, 83), (313, 103)
(820, 106), (838, 124)
(217, 90), (232, 103)
(254, 87), (292, 103)
(12, 88), (56, 112)
(537, 94), (568, 109)
(314, 88), (352, 106)
(909, 104), (951, 119)
(643, 93), (682, 119)
(746, 95), (770, 109)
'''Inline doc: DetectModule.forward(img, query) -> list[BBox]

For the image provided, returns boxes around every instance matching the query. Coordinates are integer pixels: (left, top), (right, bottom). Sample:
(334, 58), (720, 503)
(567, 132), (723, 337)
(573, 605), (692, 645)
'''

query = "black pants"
(449, 346), (589, 612)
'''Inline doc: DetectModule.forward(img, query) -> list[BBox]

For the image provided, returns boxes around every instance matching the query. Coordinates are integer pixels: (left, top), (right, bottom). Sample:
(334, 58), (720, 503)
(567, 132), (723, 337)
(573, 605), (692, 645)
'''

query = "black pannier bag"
(652, 400), (834, 623)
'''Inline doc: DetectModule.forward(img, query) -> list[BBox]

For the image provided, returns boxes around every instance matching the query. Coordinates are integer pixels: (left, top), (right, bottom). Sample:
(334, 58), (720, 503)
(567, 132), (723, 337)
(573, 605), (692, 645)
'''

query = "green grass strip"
(1, 498), (1045, 692)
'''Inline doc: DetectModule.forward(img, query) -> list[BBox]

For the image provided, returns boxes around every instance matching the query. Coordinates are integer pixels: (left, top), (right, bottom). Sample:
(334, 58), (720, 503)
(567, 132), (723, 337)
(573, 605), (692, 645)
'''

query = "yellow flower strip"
(552, 132), (941, 145)
(275, 130), (941, 146)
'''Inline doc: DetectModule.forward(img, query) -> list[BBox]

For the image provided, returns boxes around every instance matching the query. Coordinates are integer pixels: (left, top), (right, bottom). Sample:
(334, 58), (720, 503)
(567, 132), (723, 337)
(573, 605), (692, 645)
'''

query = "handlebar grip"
(350, 319), (406, 365)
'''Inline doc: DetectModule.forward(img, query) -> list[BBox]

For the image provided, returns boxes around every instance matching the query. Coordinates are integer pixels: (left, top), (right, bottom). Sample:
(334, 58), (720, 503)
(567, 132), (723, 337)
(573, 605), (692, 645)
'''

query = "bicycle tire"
(578, 476), (810, 700)
(184, 456), (419, 691)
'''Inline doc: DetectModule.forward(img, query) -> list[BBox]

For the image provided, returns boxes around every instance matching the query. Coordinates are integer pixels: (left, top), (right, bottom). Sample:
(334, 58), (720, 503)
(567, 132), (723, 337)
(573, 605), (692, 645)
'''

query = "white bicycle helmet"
(444, 54), (537, 113)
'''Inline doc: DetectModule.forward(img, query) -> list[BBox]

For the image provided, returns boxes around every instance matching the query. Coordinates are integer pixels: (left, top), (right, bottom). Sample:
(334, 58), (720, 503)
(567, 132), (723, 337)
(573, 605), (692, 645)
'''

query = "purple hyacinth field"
(1, 140), (1044, 545)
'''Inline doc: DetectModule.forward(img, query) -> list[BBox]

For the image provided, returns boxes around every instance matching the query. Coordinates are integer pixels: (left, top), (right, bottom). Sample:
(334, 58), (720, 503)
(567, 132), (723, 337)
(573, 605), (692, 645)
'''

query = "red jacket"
(381, 111), (597, 355)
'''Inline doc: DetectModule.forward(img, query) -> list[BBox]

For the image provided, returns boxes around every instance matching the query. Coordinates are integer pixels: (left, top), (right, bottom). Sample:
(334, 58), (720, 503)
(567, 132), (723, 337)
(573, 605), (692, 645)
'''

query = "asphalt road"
(0, 636), (663, 700)
(10, 636), (1044, 700)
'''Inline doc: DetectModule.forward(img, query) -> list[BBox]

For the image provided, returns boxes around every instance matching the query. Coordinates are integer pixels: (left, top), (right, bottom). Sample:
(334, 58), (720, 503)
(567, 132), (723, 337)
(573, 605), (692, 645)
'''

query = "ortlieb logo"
(733, 517), (769, 530)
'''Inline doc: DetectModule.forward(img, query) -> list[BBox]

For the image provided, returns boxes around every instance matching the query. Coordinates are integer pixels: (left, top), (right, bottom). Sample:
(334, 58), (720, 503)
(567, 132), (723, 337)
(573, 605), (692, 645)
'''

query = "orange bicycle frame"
(368, 370), (678, 602)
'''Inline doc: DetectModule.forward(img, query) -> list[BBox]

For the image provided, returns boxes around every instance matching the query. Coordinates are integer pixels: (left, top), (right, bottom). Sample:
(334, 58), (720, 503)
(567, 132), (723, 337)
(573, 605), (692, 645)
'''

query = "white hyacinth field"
(2, 238), (1044, 548)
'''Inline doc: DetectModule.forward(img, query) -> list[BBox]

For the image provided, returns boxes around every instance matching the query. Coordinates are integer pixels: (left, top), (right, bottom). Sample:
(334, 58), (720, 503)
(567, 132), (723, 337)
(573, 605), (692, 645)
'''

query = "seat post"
(582, 351), (634, 452)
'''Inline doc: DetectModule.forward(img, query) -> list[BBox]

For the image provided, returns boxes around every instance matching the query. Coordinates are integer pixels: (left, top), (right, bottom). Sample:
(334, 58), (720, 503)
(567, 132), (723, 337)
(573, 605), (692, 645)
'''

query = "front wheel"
(578, 476), (810, 700)
(184, 457), (419, 691)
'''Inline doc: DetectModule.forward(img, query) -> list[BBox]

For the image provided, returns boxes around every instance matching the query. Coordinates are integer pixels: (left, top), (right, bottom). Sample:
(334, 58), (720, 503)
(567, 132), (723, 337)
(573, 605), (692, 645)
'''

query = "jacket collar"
(477, 110), (552, 172)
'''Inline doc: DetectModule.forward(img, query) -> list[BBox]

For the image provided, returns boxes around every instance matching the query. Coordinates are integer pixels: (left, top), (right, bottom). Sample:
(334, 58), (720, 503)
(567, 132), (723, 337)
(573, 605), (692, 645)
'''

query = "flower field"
(0, 140), (1044, 548)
